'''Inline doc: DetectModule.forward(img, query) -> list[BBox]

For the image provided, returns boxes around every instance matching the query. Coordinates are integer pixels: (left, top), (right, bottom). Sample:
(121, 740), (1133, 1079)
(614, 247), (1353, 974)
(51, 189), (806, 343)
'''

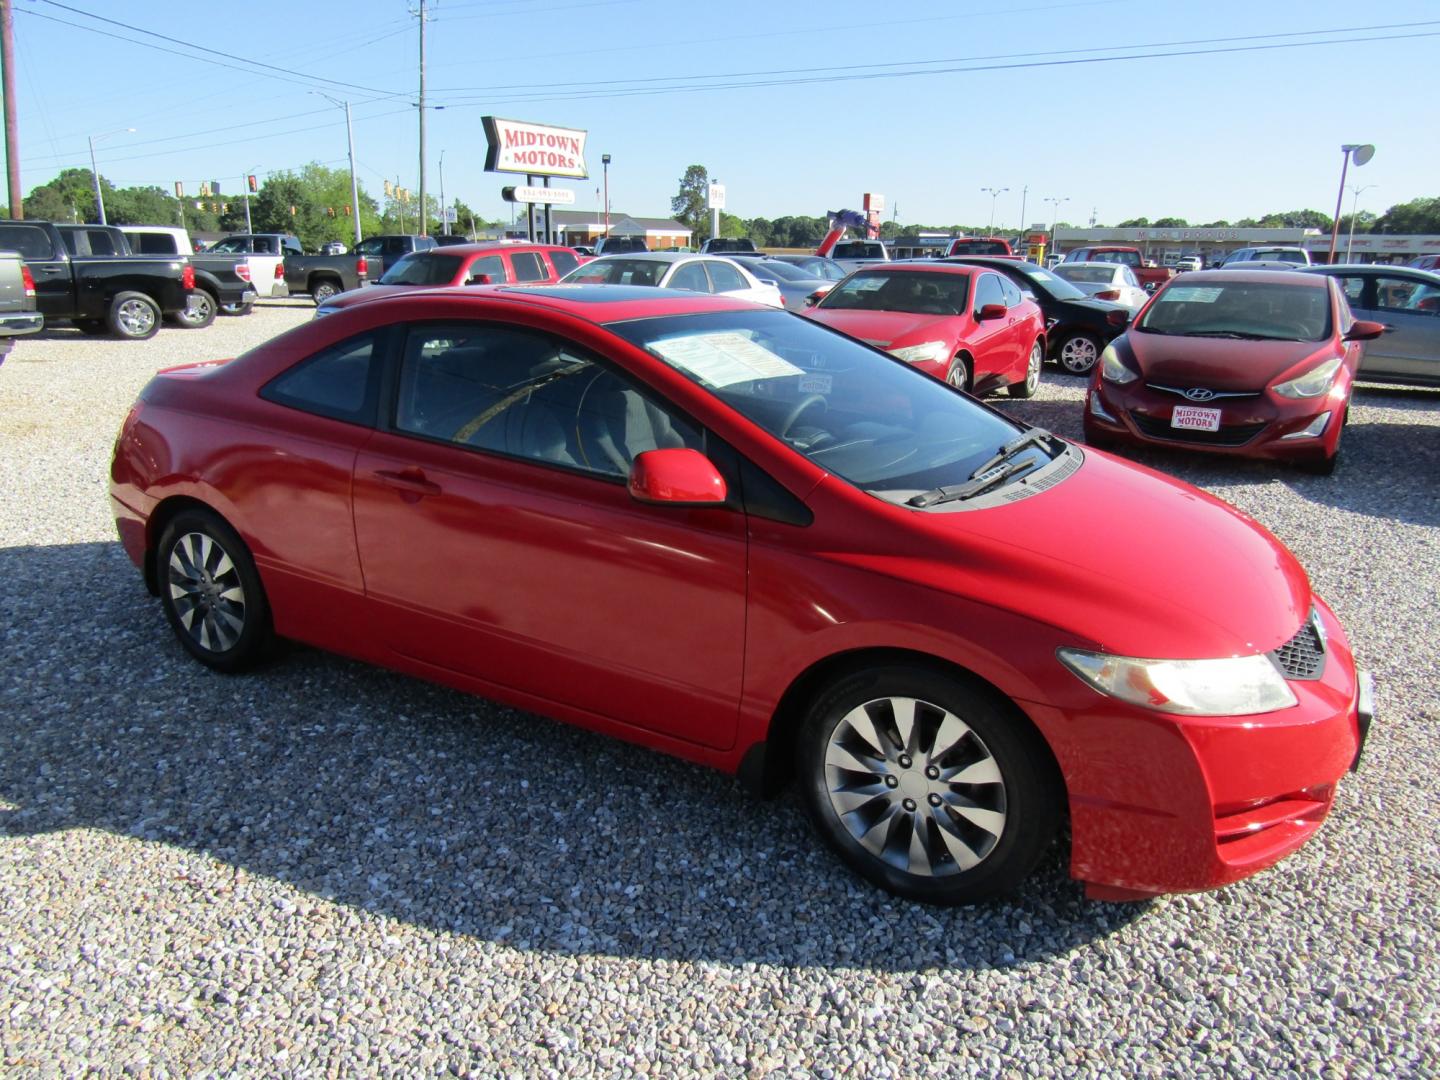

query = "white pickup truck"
(123, 226), (267, 316)
(828, 239), (890, 274)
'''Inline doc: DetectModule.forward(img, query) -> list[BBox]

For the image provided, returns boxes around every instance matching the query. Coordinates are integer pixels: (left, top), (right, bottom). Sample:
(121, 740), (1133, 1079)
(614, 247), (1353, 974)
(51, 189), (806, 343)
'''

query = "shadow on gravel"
(0, 541), (1148, 975)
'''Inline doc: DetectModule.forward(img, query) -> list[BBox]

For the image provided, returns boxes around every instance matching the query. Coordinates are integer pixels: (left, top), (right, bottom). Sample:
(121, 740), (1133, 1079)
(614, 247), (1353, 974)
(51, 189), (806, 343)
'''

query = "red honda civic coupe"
(110, 286), (1372, 904)
(1083, 270), (1385, 474)
(802, 263), (1046, 398)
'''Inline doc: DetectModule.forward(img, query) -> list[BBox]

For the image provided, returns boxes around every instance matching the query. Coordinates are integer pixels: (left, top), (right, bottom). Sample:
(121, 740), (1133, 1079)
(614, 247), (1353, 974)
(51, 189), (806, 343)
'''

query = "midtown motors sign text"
(482, 117), (589, 179)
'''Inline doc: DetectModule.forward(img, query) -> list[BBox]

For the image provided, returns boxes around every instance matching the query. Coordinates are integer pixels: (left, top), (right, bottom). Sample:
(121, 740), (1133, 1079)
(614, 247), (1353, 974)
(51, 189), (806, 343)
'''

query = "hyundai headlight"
(1099, 344), (1138, 384)
(1057, 648), (1297, 716)
(889, 341), (949, 365)
(1273, 356), (1342, 399)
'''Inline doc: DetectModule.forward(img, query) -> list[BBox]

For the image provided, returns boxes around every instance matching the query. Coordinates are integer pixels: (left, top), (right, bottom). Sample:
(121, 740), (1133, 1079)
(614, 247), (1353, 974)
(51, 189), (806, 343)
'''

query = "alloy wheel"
(117, 299), (156, 337)
(824, 696), (1007, 877)
(167, 531), (247, 653)
(1059, 335), (1099, 374)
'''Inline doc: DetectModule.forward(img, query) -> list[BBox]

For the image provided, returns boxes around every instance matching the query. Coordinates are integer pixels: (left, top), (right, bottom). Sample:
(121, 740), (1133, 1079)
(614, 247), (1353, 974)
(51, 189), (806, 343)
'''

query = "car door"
(0, 223), (70, 318)
(1366, 274), (1439, 382)
(350, 320), (748, 750)
(966, 272), (1014, 384)
(999, 277), (1033, 379)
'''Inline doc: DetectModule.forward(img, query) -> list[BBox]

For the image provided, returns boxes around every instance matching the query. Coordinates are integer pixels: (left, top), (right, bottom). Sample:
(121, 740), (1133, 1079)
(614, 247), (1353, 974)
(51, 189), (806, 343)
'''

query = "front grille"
(1270, 613), (1327, 680)
(1131, 412), (1267, 446)
(1147, 383), (1259, 401)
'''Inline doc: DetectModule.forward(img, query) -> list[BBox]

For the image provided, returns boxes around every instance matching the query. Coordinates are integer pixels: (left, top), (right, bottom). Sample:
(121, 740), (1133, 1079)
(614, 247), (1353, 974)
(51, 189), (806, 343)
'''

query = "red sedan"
(1083, 270), (1384, 474)
(315, 242), (584, 317)
(802, 263), (1046, 397)
(110, 285), (1371, 904)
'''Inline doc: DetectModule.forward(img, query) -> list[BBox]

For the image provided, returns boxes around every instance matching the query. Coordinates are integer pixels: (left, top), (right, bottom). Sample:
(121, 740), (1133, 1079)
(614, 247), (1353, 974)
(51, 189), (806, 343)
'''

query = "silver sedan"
(1303, 265), (1440, 386)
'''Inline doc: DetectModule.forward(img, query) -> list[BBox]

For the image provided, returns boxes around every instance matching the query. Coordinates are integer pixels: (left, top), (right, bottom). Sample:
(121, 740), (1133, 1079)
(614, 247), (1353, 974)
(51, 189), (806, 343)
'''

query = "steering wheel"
(779, 394), (827, 440)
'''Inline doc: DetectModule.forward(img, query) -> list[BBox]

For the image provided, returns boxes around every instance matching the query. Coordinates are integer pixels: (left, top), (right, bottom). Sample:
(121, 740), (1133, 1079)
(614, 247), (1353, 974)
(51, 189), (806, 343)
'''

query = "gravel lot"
(2, 301), (1438, 1077)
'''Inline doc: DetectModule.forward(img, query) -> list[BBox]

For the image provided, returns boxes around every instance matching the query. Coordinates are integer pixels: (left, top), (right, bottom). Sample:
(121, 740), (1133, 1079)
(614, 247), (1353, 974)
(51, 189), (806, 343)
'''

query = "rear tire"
(311, 280), (340, 305)
(156, 509), (273, 673)
(1011, 340), (1043, 398)
(1056, 332), (1102, 375)
(107, 292), (161, 340)
(796, 664), (1061, 905)
(218, 300), (254, 317)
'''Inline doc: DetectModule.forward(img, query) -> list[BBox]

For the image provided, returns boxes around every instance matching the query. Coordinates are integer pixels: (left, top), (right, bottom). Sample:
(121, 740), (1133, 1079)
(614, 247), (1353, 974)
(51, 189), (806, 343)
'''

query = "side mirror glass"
(628, 449), (727, 506)
(1344, 319), (1386, 341)
(977, 302), (1007, 321)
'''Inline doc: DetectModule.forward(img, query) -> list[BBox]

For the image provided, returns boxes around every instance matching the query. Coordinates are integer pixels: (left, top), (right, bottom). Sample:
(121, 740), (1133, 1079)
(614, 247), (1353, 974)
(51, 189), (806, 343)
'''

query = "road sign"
(441, 208), (459, 222)
(502, 185), (576, 205)
(707, 183), (726, 210)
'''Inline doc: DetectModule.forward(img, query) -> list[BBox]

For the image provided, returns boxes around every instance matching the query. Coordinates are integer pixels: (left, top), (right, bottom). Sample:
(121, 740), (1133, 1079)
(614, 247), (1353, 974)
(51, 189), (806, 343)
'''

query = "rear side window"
(127, 232), (181, 255)
(510, 251), (547, 282)
(704, 261), (746, 292)
(260, 333), (380, 425)
(549, 249), (579, 276)
(0, 225), (55, 260)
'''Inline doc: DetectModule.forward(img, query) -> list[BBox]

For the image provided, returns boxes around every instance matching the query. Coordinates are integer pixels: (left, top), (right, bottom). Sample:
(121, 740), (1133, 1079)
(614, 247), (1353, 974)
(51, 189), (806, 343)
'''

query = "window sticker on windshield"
(1160, 287), (1223, 303)
(650, 332), (805, 387)
(798, 374), (833, 394)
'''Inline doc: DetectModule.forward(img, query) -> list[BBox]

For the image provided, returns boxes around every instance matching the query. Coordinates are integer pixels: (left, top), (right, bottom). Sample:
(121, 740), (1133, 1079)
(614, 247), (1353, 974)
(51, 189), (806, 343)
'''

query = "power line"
(24, 0), (411, 100)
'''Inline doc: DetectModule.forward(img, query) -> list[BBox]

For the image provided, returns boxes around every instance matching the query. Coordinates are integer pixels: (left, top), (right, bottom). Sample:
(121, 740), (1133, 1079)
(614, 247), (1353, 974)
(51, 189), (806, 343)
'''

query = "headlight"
(1099, 344), (1137, 384)
(1057, 648), (1297, 716)
(1272, 356), (1343, 398)
(889, 341), (949, 365)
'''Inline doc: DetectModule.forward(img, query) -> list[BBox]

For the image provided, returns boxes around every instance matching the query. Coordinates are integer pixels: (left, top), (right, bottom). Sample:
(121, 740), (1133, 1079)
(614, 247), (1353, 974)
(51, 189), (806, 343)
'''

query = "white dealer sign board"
(507, 186), (577, 205)
(482, 117), (589, 180)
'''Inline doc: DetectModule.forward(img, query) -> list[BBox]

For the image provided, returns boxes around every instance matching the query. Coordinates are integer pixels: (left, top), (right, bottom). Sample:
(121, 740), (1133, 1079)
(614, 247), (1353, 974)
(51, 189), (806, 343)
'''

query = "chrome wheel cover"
(117, 298), (156, 336)
(313, 283), (337, 302)
(824, 696), (1007, 877)
(179, 292), (213, 326)
(167, 532), (246, 653)
(946, 360), (967, 390)
(1059, 335), (1098, 374)
(1025, 343), (1042, 393)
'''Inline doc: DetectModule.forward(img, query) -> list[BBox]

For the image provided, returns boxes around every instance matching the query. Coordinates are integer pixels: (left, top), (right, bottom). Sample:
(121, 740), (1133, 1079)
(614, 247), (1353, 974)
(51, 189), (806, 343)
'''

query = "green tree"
(1372, 197), (1440, 234)
(25, 168), (103, 222)
(1152, 217), (1188, 228)
(670, 165), (709, 238)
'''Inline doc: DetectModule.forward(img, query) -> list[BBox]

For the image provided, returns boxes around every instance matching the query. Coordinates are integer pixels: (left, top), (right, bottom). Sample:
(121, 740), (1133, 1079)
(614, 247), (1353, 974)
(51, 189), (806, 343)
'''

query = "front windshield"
(1055, 266), (1116, 284)
(1138, 281), (1332, 341)
(1010, 265), (1086, 301)
(817, 270), (969, 315)
(379, 253), (463, 286)
(608, 309), (1027, 495)
(562, 258), (664, 286)
(755, 260), (815, 282)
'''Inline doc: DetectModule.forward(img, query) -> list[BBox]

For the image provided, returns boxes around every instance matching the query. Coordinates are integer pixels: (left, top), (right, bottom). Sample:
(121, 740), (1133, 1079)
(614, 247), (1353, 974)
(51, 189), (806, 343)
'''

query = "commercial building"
(498, 209), (692, 249)
(1053, 227), (1440, 266)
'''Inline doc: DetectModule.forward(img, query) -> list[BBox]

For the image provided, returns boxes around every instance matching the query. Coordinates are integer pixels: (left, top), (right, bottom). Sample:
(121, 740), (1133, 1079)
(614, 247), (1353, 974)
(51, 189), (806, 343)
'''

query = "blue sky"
(10, 0), (1437, 228)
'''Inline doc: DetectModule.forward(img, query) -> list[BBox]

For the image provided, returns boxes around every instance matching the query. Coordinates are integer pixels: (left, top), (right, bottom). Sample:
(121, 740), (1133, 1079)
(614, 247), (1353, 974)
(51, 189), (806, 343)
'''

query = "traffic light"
(289, 205), (297, 216)
(199, 182), (211, 197)
(174, 181), (184, 198)
(222, 203), (230, 213)
(247, 174), (258, 193)
(344, 205), (351, 217)
(383, 180), (392, 197)
(194, 200), (203, 210)
(211, 180), (221, 195)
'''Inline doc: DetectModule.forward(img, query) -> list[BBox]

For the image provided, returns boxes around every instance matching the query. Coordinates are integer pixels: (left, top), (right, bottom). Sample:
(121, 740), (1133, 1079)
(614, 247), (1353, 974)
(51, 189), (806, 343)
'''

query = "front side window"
(510, 251), (547, 282)
(609, 310), (1029, 498)
(704, 261), (746, 292)
(1000, 278), (1023, 307)
(380, 253), (465, 286)
(1139, 282), (1332, 341)
(394, 323), (702, 476)
(818, 270), (969, 316)
(973, 273), (1004, 313)
(261, 333), (379, 425)
(465, 255), (505, 284)
(1335, 276), (1367, 305)
(355, 238), (385, 256)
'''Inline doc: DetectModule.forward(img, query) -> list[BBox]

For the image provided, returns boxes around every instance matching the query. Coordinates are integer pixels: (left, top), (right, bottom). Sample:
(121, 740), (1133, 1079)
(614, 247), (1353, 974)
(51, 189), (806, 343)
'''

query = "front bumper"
(1083, 379), (1345, 465)
(1042, 600), (1368, 900)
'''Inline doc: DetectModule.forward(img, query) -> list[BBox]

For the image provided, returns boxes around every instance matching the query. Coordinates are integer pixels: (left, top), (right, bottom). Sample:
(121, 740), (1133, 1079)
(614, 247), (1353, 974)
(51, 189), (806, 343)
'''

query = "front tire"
(172, 290), (217, 329)
(1011, 340), (1043, 398)
(945, 354), (971, 393)
(796, 665), (1060, 905)
(1056, 331), (1102, 375)
(108, 291), (161, 340)
(156, 509), (273, 672)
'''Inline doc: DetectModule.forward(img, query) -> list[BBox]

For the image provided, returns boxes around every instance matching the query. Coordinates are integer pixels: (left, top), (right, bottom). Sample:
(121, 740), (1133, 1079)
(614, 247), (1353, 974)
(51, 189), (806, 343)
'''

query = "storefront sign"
(482, 117), (589, 179)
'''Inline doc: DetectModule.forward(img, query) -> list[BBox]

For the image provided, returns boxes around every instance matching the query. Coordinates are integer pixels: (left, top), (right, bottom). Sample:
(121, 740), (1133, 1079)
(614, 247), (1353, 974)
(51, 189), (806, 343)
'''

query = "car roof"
(1053, 261), (1122, 270)
(849, 262), (977, 276)
(401, 242), (568, 255)
(1178, 269), (1327, 286)
(584, 251), (714, 264)
(1304, 263), (1440, 280)
(329, 283), (761, 323)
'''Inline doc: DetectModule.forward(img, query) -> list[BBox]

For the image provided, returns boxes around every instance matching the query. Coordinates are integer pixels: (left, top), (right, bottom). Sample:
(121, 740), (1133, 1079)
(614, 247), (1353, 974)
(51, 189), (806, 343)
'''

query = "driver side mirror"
(1344, 319), (1386, 341)
(976, 303), (1007, 321)
(1106, 309), (1130, 328)
(804, 287), (831, 307)
(628, 449), (727, 506)
(467, 273), (493, 286)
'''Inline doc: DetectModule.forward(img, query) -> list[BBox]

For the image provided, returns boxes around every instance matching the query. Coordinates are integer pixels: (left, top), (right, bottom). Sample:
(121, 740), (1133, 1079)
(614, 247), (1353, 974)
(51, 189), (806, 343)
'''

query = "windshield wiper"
(907, 427), (1054, 508)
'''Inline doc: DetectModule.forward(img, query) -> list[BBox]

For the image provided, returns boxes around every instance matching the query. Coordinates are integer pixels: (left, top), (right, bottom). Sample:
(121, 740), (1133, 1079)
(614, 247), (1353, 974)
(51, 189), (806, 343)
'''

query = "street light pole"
(1045, 196), (1070, 256)
(602, 153), (611, 240)
(86, 127), (134, 225)
(1017, 185), (1028, 242)
(1327, 143), (1374, 264)
(981, 186), (1009, 232)
(417, 0), (427, 236)
(1346, 183), (1376, 263)
(439, 149), (447, 236)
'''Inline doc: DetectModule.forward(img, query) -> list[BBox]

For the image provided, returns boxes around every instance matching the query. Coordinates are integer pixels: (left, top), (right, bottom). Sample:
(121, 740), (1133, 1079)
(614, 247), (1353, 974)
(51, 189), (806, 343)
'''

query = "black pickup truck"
(282, 249), (374, 304)
(0, 220), (192, 339)
(118, 226), (258, 327)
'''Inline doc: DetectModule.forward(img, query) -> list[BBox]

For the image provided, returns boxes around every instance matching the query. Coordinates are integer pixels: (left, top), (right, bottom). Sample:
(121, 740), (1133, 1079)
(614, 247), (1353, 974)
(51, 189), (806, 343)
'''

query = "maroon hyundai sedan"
(1083, 270), (1384, 474)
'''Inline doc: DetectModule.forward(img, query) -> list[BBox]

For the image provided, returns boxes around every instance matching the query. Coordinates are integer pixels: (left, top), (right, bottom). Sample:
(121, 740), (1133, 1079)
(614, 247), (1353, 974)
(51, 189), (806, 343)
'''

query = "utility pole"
(344, 101), (360, 245)
(1, 0), (21, 218)
(439, 149), (447, 236)
(1017, 185), (1028, 242)
(417, 0), (427, 237)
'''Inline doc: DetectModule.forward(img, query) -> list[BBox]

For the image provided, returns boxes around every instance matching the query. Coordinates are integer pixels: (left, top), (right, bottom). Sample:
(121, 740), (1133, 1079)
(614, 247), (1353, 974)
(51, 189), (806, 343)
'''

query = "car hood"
(319, 283), (427, 312)
(805, 308), (957, 348)
(819, 448), (1310, 659)
(1122, 331), (1331, 391)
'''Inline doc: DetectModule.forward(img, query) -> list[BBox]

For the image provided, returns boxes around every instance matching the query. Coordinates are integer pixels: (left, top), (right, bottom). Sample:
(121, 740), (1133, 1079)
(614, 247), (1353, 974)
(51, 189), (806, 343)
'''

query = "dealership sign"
(482, 117), (589, 179)
(502, 186), (577, 205)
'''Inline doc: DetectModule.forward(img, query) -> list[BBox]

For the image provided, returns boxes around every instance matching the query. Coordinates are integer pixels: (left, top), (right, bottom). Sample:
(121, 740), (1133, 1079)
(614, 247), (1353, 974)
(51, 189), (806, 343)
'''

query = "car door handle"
(373, 469), (441, 498)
